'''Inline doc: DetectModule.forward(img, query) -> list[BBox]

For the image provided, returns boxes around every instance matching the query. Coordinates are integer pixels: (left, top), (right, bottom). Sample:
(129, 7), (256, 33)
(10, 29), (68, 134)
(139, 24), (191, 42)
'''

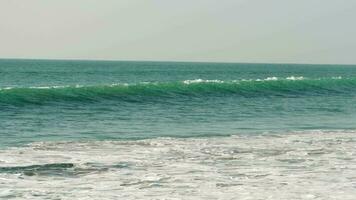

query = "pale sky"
(0, 0), (356, 64)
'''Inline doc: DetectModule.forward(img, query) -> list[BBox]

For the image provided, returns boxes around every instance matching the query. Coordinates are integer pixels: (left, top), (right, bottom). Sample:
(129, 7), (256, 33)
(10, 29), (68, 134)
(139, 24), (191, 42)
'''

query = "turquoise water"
(1, 59), (356, 199)
(1, 59), (356, 147)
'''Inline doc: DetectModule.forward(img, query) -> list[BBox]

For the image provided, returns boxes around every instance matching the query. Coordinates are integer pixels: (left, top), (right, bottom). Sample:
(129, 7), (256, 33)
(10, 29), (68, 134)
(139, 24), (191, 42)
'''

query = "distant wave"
(1, 77), (356, 106)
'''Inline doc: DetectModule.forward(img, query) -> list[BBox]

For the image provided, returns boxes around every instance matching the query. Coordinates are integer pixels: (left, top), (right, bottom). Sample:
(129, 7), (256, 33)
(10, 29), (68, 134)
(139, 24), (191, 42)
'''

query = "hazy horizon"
(1, 0), (356, 64)
(1, 57), (356, 66)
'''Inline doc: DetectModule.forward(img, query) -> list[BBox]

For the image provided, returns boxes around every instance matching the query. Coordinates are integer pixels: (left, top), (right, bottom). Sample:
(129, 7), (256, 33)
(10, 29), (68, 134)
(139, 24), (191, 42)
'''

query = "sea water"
(0, 59), (355, 199)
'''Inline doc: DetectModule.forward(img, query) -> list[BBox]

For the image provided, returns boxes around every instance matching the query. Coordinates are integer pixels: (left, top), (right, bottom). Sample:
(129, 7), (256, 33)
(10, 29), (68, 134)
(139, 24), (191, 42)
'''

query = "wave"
(1, 77), (356, 106)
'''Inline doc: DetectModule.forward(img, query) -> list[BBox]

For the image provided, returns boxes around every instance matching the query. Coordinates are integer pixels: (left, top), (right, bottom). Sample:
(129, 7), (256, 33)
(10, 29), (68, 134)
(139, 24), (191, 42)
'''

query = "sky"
(0, 0), (356, 64)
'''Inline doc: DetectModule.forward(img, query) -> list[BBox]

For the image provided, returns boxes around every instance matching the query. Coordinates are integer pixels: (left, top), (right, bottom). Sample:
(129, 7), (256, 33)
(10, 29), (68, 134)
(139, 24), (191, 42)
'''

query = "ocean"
(0, 59), (355, 199)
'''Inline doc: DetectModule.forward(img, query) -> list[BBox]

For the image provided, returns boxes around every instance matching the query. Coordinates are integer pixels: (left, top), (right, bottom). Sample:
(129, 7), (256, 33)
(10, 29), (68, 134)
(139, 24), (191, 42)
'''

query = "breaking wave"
(1, 77), (356, 106)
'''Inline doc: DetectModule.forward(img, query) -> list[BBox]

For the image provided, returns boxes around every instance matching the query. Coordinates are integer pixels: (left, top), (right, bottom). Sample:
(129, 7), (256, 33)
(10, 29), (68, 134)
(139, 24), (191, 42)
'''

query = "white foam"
(183, 79), (225, 84)
(265, 77), (278, 81)
(0, 130), (355, 199)
(0, 87), (14, 91)
(286, 76), (304, 80)
(332, 76), (343, 79)
(109, 83), (130, 87)
(28, 86), (70, 89)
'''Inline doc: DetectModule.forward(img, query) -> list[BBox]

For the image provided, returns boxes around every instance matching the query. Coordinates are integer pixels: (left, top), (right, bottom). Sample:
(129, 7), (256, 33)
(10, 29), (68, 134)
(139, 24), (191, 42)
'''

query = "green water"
(1, 59), (356, 147)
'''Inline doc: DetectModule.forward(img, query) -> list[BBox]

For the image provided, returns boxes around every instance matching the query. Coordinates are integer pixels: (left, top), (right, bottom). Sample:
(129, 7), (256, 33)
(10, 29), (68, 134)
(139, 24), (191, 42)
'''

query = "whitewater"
(1, 131), (355, 199)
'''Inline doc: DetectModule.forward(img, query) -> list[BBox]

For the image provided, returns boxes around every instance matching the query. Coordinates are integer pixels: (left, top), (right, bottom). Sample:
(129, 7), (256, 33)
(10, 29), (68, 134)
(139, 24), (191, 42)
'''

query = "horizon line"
(0, 57), (355, 66)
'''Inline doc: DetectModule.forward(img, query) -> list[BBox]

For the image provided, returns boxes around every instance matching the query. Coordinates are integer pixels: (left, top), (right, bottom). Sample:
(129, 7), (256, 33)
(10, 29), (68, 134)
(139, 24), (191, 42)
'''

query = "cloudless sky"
(0, 0), (356, 64)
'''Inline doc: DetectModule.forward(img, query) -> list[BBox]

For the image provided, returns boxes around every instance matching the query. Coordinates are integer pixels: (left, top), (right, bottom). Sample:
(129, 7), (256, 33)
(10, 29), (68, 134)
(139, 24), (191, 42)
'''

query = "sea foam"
(0, 131), (355, 199)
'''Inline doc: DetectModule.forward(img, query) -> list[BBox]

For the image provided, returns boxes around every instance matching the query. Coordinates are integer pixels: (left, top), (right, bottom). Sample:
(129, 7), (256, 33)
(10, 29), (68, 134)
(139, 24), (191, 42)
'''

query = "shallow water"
(0, 131), (355, 199)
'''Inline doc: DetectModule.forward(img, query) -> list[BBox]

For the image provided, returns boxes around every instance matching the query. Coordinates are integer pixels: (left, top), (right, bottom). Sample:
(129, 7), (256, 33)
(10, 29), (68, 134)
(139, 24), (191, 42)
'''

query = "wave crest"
(1, 77), (355, 106)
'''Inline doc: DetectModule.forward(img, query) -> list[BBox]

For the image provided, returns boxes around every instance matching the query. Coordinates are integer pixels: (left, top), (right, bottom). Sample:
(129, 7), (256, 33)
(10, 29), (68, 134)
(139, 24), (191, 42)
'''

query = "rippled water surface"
(1, 60), (356, 199)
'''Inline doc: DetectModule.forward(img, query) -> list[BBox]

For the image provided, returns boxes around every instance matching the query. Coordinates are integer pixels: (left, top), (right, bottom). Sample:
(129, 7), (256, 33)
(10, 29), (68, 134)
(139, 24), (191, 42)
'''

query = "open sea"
(0, 59), (356, 199)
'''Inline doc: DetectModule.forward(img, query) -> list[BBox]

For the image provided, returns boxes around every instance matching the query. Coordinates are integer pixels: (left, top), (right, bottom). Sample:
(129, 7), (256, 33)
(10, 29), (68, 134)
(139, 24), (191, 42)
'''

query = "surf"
(1, 77), (356, 106)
